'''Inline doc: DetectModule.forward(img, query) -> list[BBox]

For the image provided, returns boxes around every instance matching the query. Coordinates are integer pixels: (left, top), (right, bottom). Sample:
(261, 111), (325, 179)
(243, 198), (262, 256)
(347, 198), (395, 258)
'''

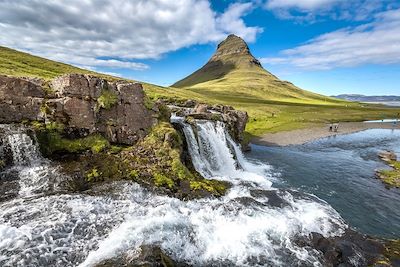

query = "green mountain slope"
(0, 46), (98, 80)
(173, 34), (342, 104)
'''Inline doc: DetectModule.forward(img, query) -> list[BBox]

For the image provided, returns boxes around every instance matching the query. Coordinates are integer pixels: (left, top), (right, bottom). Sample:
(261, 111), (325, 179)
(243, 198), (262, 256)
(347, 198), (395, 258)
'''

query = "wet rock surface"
(95, 245), (189, 267)
(307, 230), (387, 267)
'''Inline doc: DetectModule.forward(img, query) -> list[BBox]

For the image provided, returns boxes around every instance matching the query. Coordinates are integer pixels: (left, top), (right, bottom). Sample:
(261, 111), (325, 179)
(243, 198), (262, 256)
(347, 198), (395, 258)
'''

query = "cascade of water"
(174, 117), (273, 188)
(0, 124), (57, 197)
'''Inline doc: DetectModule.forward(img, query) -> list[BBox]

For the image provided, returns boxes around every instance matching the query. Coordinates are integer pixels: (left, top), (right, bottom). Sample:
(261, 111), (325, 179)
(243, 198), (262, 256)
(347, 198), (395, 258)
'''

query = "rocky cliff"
(0, 74), (156, 145)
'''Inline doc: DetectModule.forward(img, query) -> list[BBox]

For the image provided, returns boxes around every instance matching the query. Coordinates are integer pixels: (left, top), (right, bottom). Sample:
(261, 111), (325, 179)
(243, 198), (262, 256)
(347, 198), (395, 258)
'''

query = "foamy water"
(0, 122), (347, 266)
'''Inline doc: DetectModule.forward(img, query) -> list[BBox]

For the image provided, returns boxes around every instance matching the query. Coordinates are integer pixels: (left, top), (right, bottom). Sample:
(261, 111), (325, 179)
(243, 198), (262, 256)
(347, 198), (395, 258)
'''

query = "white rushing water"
(0, 121), (347, 266)
(0, 125), (60, 197)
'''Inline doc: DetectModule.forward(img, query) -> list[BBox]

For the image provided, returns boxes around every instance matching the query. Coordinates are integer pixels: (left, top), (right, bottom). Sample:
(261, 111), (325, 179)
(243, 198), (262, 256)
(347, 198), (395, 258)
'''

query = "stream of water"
(249, 129), (400, 239)
(1, 123), (397, 266)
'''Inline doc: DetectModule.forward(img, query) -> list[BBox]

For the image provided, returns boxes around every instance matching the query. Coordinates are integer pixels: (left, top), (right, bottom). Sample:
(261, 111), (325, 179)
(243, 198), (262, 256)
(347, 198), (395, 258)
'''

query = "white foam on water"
(1, 125), (60, 197)
(0, 121), (347, 266)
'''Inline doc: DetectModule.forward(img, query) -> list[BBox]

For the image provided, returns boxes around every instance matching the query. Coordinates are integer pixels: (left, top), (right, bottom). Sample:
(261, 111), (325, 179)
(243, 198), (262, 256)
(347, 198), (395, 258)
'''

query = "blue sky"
(0, 0), (399, 95)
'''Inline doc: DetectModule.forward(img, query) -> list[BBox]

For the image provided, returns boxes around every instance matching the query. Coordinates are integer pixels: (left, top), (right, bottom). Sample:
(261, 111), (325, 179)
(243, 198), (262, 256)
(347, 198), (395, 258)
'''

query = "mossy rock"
(32, 121), (109, 156)
(32, 120), (228, 199)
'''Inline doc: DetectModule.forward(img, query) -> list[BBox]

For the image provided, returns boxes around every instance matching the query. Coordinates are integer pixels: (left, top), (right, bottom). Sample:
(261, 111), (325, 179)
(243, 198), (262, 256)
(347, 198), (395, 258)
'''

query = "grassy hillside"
(1, 45), (399, 140)
(0, 46), (97, 79)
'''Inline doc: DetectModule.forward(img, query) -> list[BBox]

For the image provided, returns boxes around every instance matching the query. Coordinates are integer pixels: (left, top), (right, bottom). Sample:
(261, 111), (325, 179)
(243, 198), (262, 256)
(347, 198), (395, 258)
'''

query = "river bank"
(252, 121), (400, 146)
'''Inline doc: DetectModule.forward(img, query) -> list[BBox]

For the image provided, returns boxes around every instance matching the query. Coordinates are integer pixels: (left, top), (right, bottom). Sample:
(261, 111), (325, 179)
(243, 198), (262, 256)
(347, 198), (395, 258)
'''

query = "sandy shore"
(252, 121), (400, 146)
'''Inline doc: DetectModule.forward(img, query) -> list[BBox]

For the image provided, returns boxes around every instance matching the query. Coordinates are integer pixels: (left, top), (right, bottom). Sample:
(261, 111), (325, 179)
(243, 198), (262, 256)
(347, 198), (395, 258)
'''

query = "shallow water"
(249, 129), (400, 238)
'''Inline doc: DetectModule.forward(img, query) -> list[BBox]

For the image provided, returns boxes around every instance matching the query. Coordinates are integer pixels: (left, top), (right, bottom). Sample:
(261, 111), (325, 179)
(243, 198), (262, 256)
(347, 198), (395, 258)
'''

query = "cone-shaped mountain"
(173, 34), (333, 103)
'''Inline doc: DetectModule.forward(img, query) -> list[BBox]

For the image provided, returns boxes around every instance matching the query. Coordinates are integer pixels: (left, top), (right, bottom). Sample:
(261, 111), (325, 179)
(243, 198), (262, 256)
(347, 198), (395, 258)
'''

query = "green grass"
(378, 161), (400, 188)
(2, 45), (400, 138)
(0, 46), (96, 79)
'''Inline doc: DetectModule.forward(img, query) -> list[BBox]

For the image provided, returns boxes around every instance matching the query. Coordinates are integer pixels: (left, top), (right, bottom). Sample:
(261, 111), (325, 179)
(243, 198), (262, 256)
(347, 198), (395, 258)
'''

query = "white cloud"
(260, 8), (400, 70)
(0, 0), (262, 72)
(265, 0), (339, 10)
(264, 0), (399, 22)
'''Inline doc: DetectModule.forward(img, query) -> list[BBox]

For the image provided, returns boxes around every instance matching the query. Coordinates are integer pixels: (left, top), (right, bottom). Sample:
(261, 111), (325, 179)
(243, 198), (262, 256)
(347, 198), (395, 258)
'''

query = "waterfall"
(0, 124), (57, 197)
(0, 119), (348, 267)
(173, 115), (273, 187)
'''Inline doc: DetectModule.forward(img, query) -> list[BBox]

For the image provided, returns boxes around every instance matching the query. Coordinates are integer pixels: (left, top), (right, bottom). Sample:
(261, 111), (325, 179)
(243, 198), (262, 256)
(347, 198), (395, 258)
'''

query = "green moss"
(35, 125), (109, 156)
(190, 180), (227, 195)
(157, 103), (172, 122)
(86, 168), (101, 182)
(109, 145), (124, 154)
(154, 173), (174, 188)
(123, 121), (228, 197)
(97, 89), (118, 110)
(129, 170), (139, 179)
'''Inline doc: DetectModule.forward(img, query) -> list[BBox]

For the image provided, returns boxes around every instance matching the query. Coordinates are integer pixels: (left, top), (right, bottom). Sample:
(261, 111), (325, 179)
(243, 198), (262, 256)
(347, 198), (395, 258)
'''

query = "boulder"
(183, 99), (197, 108)
(193, 103), (209, 113)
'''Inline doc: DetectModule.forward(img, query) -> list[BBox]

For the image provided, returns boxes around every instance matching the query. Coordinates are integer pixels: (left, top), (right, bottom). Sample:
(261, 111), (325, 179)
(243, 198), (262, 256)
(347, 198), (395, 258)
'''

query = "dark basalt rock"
(95, 245), (189, 267)
(305, 230), (387, 267)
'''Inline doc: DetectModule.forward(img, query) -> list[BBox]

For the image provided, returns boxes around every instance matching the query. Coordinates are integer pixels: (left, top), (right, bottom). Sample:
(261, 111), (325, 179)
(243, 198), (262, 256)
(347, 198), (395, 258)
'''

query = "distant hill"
(333, 94), (400, 102)
(173, 34), (341, 104)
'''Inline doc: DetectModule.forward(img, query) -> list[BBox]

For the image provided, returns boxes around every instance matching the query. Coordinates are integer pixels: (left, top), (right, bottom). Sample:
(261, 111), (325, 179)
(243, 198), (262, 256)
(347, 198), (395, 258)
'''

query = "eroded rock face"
(0, 76), (45, 122)
(0, 74), (156, 145)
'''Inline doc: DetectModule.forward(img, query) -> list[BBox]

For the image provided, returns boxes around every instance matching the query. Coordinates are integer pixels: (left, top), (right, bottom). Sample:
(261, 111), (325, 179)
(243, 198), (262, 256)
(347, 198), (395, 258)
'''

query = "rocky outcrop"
(0, 76), (44, 122)
(95, 245), (189, 267)
(0, 74), (156, 145)
(171, 101), (249, 148)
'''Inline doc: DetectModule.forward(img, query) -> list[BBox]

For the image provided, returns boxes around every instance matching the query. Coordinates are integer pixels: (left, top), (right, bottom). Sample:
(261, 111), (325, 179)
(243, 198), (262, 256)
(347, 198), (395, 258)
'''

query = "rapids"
(0, 121), (347, 266)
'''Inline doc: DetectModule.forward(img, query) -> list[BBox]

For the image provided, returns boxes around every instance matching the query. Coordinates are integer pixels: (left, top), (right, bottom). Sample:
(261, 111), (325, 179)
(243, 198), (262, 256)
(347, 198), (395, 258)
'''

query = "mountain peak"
(210, 35), (260, 67)
(172, 34), (265, 88)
